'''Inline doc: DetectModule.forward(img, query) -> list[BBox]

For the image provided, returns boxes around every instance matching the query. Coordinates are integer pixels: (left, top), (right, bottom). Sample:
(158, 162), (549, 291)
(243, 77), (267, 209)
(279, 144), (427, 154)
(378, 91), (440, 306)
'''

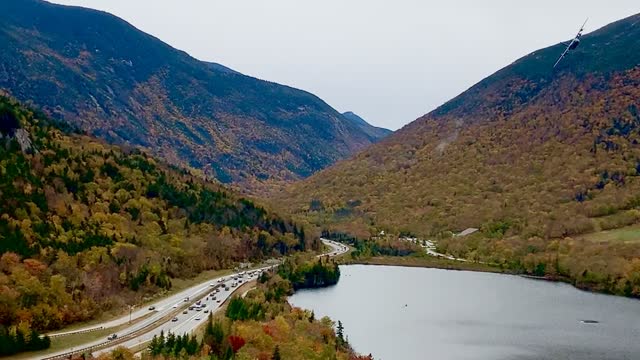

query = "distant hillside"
(0, 0), (381, 192)
(283, 12), (640, 236)
(277, 14), (640, 295)
(0, 95), (314, 338)
(342, 111), (392, 140)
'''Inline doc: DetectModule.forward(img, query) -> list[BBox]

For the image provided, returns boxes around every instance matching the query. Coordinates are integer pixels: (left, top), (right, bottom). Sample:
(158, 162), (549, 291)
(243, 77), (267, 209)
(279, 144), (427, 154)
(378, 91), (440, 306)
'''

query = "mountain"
(342, 111), (392, 140)
(0, 95), (319, 340)
(204, 61), (241, 75)
(0, 0), (380, 192)
(278, 14), (640, 293)
(283, 12), (640, 236)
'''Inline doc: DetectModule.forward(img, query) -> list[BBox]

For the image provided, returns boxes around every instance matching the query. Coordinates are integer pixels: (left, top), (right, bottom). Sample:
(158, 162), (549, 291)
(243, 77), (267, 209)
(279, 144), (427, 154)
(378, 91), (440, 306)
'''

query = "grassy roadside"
(9, 323), (132, 360)
(346, 254), (508, 274)
(578, 224), (640, 243)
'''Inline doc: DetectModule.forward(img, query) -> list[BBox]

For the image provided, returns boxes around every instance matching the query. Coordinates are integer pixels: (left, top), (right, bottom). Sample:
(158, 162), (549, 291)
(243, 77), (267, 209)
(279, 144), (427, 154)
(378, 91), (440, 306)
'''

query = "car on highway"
(107, 334), (118, 340)
(148, 306), (156, 310)
(172, 317), (179, 322)
(183, 297), (189, 302)
(217, 299), (221, 303)
(196, 308), (202, 311)
(204, 309), (209, 313)
(195, 316), (201, 321)
(183, 310), (188, 314)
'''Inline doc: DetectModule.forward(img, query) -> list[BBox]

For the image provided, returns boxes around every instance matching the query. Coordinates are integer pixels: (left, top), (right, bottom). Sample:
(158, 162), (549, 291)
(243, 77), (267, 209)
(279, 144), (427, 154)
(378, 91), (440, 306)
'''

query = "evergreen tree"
(148, 334), (160, 356)
(336, 321), (345, 345)
(187, 335), (199, 355)
(272, 345), (281, 360)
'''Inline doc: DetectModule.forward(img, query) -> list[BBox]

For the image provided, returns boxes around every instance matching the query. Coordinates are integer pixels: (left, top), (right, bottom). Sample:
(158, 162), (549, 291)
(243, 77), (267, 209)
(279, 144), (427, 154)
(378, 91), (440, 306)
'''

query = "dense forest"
(277, 256), (341, 290)
(0, 96), (316, 349)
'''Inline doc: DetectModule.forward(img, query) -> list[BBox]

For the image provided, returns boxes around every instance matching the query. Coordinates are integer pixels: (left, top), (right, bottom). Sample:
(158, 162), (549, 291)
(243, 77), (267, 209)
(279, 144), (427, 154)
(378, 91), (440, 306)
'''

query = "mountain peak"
(433, 12), (640, 120)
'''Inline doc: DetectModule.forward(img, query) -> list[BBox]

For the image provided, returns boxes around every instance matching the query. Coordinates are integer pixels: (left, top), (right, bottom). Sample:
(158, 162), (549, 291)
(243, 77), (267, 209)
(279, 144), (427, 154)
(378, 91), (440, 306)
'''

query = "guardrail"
(41, 283), (229, 360)
(46, 326), (104, 339)
(41, 309), (176, 360)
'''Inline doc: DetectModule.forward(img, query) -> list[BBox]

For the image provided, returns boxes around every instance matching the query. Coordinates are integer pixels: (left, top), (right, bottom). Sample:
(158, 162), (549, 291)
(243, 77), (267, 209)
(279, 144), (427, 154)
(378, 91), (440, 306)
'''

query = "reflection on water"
(289, 265), (640, 360)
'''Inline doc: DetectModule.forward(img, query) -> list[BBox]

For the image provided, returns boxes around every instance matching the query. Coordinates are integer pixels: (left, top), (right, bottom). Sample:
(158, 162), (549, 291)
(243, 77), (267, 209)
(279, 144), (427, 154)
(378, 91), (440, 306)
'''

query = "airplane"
(553, 18), (588, 68)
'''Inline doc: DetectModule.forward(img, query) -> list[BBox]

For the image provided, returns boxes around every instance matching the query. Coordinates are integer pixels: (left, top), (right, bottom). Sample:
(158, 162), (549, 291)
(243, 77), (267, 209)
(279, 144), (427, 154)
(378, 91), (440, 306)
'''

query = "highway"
(40, 239), (348, 360)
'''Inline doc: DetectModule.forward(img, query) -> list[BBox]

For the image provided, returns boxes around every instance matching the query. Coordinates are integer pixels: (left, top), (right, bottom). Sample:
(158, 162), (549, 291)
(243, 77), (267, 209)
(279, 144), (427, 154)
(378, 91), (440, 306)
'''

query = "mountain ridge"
(341, 111), (393, 140)
(0, 0), (385, 192)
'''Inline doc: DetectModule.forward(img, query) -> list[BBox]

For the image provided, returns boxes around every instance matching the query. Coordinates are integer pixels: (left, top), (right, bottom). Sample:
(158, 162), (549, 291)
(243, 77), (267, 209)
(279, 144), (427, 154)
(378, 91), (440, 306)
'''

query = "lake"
(289, 265), (640, 360)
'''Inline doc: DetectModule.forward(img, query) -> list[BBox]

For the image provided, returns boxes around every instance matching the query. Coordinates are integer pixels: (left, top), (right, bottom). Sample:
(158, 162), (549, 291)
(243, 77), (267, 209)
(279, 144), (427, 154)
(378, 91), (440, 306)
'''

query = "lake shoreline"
(346, 255), (640, 301)
(346, 255), (509, 274)
(290, 264), (640, 360)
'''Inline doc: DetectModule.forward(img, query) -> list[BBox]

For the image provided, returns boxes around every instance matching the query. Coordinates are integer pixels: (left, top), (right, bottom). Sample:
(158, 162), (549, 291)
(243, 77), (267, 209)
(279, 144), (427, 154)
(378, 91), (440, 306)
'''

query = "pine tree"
(148, 334), (160, 356)
(336, 321), (345, 345)
(187, 335), (199, 355)
(223, 345), (234, 360)
(272, 345), (281, 360)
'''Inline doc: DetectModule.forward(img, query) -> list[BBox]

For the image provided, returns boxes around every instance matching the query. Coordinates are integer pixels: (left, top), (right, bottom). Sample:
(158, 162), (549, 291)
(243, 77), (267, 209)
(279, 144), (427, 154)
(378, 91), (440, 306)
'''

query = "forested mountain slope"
(278, 14), (640, 295)
(0, 95), (314, 342)
(283, 13), (640, 237)
(0, 0), (383, 192)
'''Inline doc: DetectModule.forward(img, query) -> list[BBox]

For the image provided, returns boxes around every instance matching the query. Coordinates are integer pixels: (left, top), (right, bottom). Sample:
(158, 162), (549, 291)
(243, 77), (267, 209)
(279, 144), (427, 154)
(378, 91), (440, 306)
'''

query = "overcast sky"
(50, 0), (638, 130)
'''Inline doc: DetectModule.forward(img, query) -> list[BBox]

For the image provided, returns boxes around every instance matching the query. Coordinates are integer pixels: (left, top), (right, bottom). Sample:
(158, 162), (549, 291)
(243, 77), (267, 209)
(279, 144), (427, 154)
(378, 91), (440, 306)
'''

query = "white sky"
(50, 0), (639, 130)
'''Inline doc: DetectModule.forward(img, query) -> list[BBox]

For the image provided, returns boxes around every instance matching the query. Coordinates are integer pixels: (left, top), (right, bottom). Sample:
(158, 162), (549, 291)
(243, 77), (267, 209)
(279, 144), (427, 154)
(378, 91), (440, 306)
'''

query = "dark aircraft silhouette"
(554, 18), (588, 68)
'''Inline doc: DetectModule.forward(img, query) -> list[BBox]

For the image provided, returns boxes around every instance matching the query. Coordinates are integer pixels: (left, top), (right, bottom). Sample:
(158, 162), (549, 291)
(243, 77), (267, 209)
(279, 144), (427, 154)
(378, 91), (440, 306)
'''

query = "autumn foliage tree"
(0, 96), (314, 351)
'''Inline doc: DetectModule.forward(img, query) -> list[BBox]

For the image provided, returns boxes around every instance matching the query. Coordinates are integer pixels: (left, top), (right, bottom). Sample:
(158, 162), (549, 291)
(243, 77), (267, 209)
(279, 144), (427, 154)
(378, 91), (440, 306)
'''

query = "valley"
(1, 1), (640, 359)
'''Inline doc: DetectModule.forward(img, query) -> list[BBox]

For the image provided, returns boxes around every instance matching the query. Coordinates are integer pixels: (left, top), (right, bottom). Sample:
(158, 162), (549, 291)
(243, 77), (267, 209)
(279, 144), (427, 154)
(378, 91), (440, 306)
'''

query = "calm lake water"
(289, 265), (640, 360)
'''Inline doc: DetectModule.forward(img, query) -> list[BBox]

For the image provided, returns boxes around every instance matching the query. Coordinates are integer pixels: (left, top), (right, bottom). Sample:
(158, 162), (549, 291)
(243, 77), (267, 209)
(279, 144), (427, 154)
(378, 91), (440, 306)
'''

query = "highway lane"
(42, 239), (348, 359)
(94, 272), (261, 355)
(47, 269), (254, 337)
(96, 239), (348, 355)
(94, 273), (258, 355)
(41, 267), (275, 360)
